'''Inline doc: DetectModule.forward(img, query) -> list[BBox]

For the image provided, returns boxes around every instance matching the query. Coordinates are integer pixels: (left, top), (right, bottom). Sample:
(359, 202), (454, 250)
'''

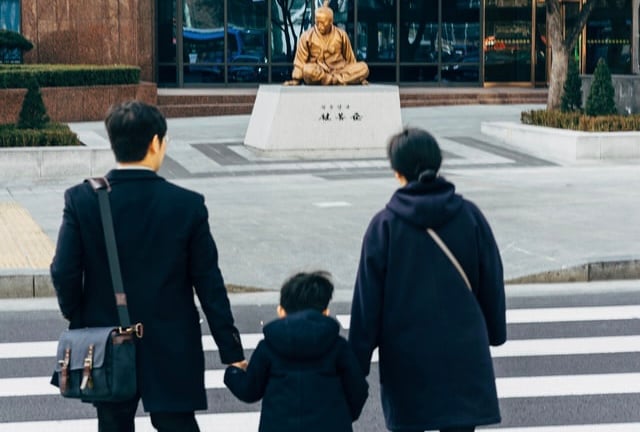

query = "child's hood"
(263, 309), (340, 360)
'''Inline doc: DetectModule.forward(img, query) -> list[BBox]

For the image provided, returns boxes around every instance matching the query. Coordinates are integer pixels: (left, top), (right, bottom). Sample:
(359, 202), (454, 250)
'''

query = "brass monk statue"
(284, 0), (369, 86)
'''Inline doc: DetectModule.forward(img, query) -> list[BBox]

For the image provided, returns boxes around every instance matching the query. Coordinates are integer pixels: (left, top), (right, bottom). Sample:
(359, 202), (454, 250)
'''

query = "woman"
(348, 128), (506, 432)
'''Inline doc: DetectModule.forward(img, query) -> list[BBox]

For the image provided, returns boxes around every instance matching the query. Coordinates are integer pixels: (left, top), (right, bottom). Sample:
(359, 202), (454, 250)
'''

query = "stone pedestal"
(244, 84), (403, 158)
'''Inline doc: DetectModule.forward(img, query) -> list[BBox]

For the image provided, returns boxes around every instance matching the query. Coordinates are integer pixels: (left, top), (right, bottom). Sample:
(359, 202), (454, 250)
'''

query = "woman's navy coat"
(225, 310), (368, 432)
(348, 177), (506, 431)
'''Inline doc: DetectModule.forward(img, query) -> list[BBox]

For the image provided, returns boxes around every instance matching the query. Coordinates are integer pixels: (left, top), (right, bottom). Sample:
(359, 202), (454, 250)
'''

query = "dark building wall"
(20, 0), (155, 81)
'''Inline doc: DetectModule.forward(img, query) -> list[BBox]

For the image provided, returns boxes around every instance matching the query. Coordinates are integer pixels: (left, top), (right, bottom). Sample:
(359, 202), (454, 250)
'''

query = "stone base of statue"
(243, 84), (402, 158)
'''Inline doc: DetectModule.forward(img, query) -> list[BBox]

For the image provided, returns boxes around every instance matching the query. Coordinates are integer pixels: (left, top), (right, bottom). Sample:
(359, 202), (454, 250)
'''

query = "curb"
(0, 270), (54, 298)
(505, 259), (640, 284)
(3, 259), (640, 299)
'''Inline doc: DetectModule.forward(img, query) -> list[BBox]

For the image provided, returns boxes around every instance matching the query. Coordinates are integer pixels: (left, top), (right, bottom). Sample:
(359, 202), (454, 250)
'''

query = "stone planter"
(481, 121), (640, 163)
(0, 82), (157, 125)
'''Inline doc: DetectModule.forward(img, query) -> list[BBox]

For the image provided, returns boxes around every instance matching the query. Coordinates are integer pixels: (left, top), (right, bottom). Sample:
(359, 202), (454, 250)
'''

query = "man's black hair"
(280, 271), (334, 314)
(105, 100), (167, 163)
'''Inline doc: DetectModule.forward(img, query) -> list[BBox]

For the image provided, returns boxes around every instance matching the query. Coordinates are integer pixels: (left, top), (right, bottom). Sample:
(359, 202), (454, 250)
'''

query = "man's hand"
(283, 79), (300, 86)
(230, 360), (248, 370)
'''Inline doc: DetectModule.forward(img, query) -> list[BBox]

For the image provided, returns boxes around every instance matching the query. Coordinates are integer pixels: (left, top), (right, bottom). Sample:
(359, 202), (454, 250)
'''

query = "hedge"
(521, 110), (640, 132)
(0, 123), (81, 147)
(0, 64), (140, 88)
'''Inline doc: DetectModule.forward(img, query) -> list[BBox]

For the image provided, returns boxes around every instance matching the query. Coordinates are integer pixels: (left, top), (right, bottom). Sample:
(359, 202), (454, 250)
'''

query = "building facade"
(2, 0), (639, 87)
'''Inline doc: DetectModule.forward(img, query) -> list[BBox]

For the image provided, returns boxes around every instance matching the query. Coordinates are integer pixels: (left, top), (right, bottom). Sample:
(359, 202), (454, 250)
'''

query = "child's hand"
(230, 360), (248, 371)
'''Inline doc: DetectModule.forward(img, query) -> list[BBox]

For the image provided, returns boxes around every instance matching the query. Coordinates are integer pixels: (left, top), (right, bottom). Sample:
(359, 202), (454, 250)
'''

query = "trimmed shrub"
(0, 123), (81, 147)
(585, 58), (616, 116)
(0, 30), (33, 64)
(0, 64), (140, 88)
(561, 58), (582, 112)
(17, 78), (50, 129)
(0, 30), (33, 52)
(521, 109), (640, 132)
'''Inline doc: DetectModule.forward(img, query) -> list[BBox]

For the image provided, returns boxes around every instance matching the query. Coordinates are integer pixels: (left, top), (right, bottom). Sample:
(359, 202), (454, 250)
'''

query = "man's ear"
(277, 305), (287, 318)
(322, 308), (330, 316)
(148, 134), (161, 155)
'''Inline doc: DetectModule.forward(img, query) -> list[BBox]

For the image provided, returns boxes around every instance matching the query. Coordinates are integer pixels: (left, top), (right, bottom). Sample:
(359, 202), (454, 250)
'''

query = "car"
(441, 54), (480, 82)
(228, 55), (267, 82)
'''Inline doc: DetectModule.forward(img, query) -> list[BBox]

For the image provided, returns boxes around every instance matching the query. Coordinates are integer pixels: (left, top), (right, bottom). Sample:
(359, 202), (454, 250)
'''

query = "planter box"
(0, 82), (157, 125)
(481, 121), (640, 163)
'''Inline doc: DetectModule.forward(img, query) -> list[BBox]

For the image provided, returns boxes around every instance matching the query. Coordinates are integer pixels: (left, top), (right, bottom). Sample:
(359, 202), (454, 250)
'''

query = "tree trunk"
(546, 0), (565, 110)
(548, 46), (569, 110)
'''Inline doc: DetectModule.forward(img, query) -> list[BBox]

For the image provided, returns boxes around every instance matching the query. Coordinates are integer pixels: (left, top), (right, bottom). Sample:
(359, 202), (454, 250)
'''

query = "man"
(50, 100), (246, 432)
(284, 0), (369, 85)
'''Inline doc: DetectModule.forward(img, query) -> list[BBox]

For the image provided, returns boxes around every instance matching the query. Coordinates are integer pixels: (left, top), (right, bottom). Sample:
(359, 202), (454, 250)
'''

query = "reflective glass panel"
(271, 0), (313, 66)
(484, 0), (532, 82)
(0, 0), (20, 31)
(586, 0), (631, 74)
(534, 1), (547, 83)
(157, 0), (177, 85)
(441, 0), (480, 82)
(399, 0), (437, 63)
(227, 0), (268, 83)
(400, 65), (438, 82)
(367, 65), (397, 82)
(182, 0), (225, 83)
(357, 0), (396, 63)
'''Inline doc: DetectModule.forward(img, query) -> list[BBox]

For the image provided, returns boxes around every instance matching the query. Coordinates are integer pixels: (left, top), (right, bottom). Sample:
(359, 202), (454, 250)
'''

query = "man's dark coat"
(225, 310), (368, 432)
(348, 177), (506, 431)
(50, 169), (244, 412)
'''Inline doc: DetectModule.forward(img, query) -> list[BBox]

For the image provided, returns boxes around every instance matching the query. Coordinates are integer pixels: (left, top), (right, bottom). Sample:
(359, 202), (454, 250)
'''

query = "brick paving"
(0, 203), (54, 270)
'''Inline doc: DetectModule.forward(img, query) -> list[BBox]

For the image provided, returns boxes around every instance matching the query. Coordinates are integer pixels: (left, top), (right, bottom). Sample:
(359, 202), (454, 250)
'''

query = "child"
(224, 271), (368, 432)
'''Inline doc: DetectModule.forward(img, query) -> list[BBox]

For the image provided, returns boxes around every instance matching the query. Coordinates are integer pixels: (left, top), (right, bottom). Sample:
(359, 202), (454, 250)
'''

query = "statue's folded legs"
(302, 63), (369, 85)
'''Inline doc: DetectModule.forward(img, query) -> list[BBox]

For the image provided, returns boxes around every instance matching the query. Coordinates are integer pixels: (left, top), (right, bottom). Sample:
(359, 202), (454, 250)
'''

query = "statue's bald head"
(315, 0), (334, 21)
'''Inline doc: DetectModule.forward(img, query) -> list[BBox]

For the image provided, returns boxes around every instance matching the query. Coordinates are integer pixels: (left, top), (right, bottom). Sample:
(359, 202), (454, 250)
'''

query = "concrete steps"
(157, 87), (548, 118)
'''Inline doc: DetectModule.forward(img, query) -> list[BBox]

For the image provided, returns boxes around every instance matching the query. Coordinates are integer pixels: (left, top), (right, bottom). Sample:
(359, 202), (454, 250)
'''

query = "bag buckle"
(80, 344), (94, 391)
(118, 323), (144, 339)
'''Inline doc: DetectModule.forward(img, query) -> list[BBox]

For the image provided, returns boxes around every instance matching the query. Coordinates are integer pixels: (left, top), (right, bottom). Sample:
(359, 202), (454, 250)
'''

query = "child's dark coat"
(224, 309), (368, 432)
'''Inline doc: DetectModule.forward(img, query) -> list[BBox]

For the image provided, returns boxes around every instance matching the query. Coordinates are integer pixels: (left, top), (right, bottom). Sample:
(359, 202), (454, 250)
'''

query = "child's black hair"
(280, 271), (334, 314)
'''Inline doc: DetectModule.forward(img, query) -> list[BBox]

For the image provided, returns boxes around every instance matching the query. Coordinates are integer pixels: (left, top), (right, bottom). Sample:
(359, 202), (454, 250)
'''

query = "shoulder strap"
(87, 177), (131, 328)
(426, 228), (472, 291)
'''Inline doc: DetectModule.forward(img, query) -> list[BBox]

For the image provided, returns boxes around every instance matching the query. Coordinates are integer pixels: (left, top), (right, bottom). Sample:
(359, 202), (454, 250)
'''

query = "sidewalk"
(1, 104), (639, 298)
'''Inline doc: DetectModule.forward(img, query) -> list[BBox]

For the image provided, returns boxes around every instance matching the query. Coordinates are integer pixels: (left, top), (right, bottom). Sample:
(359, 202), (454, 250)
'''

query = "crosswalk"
(1, 301), (640, 431)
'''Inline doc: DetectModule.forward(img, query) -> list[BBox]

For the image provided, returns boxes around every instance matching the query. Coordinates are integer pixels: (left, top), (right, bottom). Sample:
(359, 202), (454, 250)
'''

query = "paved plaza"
(0, 104), (639, 298)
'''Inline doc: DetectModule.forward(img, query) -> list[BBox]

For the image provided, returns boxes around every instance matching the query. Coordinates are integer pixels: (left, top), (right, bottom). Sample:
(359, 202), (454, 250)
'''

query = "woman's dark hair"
(105, 100), (167, 163)
(280, 271), (334, 314)
(387, 128), (442, 183)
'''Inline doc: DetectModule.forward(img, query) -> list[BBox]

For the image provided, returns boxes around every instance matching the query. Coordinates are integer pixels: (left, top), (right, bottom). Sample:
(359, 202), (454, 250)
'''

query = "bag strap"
(87, 177), (132, 328)
(426, 228), (472, 291)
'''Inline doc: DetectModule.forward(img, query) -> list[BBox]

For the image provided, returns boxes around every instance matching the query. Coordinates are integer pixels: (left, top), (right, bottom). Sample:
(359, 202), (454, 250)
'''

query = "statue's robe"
(291, 26), (369, 85)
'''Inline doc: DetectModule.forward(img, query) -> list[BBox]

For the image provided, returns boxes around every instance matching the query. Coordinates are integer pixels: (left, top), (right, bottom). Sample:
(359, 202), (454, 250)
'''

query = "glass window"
(399, 0), (437, 63)
(271, 0), (312, 78)
(0, 0), (21, 63)
(484, 0), (532, 82)
(226, 0), (268, 83)
(157, 0), (178, 86)
(357, 0), (396, 63)
(182, 0), (225, 84)
(441, 0), (480, 82)
(586, 0), (632, 74)
(0, 0), (20, 31)
(400, 65), (438, 82)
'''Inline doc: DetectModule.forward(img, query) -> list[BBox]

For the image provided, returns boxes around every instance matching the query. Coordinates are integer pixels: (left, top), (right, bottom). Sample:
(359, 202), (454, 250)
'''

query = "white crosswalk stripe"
(1, 303), (640, 431)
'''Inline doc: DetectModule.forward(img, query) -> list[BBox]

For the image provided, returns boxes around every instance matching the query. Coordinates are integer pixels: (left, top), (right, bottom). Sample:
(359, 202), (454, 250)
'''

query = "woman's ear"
(394, 171), (408, 186)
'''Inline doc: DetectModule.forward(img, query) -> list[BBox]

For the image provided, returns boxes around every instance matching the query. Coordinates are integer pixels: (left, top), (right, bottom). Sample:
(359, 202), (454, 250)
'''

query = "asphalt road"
(2, 284), (640, 431)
